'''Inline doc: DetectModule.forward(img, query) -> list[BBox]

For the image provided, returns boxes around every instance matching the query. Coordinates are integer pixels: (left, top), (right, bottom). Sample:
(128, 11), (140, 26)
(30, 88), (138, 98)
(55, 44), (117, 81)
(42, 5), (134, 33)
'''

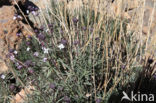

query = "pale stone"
(0, 59), (8, 74)
(11, 86), (35, 103)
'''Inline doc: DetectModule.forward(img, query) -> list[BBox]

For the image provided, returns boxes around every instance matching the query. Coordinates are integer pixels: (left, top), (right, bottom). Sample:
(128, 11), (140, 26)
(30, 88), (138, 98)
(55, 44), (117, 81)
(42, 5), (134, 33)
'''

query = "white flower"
(32, 11), (39, 16)
(26, 10), (29, 14)
(14, 50), (18, 54)
(1, 74), (6, 79)
(46, 29), (49, 32)
(43, 48), (49, 54)
(16, 62), (19, 66)
(32, 11), (36, 15)
(13, 15), (22, 20)
(13, 16), (17, 20)
(43, 58), (48, 62)
(10, 55), (15, 61)
(58, 44), (65, 50)
(17, 15), (22, 19)
(33, 52), (39, 57)
(27, 47), (30, 51)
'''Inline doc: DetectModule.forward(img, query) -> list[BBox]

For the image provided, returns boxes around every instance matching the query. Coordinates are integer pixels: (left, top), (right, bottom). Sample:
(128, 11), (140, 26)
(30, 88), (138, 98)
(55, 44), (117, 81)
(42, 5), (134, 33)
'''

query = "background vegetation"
(0, 0), (155, 103)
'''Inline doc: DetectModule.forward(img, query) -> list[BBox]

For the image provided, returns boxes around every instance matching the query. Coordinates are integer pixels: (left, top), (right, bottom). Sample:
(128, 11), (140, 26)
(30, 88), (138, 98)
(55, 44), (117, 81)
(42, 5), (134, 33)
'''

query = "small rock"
(142, 26), (148, 34)
(11, 86), (35, 103)
(0, 59), (8, 74)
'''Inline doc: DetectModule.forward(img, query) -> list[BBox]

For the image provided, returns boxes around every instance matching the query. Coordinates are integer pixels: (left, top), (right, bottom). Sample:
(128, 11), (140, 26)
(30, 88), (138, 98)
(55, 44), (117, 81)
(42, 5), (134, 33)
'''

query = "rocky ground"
(0, 0), (34, 74)
(0, 0), (42, 74)
(0, 0), (156, 102)
(0, 1), (37, 102)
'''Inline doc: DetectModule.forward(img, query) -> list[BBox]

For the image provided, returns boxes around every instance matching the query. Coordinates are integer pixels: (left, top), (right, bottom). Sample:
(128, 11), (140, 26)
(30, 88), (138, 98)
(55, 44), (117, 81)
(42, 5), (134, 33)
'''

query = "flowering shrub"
(0, 1), (146, 103)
